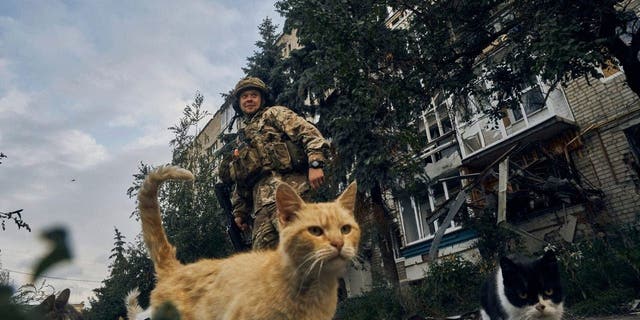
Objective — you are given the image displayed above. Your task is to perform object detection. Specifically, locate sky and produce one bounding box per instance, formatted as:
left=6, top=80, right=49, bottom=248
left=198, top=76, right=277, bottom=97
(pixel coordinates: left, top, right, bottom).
left=0, top=0, right=284, bottom=305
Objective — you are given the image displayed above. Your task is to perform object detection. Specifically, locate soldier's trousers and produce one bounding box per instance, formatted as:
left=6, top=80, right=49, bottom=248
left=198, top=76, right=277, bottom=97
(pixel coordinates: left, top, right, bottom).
left=251, top=191, right=312, bottom=250
left=251, top=202, right=279, bottom=250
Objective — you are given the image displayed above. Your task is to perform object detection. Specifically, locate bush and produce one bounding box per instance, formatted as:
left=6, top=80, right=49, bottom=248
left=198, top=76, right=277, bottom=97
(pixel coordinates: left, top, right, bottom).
left=407, top=255, right=485, bottom=318
left=334, top=286, right=405, bottom=320
left=556, top=222, right=640, bottom=316
left=334, top=221, right=640, bottom=319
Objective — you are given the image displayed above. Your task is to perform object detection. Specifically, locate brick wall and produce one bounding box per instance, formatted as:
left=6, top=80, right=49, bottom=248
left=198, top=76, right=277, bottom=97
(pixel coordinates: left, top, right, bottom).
left=562, top=71, right=640, bottom=235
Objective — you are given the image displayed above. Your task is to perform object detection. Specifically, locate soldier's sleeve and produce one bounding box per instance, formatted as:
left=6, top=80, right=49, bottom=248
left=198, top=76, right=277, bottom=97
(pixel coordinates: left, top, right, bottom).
left=269, top=106, right=330, bottom=162
left=231, top=184, right=250, bottom=219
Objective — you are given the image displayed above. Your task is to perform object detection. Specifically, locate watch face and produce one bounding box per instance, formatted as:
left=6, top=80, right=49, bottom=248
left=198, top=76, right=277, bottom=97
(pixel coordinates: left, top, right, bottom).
left=310, top=160, right=322, bottom=168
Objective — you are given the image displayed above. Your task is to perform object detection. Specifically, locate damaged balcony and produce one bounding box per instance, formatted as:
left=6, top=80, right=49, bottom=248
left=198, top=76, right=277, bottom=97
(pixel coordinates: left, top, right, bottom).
left=458, top=82, right=577, bottom=169
left=417, top=93, right=462, bottom=180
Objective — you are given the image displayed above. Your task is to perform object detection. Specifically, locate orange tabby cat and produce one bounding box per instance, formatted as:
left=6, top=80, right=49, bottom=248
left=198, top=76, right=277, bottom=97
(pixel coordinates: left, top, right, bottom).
left=135, top=165, right=360, bottom=320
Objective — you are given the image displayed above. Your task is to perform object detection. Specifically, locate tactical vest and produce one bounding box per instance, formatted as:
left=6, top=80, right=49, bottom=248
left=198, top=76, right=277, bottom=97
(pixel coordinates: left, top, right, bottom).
left=228, top=109, right=307, bottom=186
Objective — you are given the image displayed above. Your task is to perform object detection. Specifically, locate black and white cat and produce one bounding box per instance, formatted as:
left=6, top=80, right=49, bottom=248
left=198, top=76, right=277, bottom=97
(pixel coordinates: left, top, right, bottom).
left=480, top=250, right=564, bottom=320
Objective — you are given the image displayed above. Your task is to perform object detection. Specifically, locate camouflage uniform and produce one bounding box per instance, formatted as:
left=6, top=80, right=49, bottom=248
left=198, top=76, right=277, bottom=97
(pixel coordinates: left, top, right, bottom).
left=229, top=105, right=329, bottom=250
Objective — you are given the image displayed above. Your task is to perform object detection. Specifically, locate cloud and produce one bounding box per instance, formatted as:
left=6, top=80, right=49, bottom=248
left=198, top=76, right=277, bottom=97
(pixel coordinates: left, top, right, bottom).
left=50, top=130, right=109, bottom=170
left=0, top=0, right=284, bottom=304
left=0, top=88, right=30, bottom=118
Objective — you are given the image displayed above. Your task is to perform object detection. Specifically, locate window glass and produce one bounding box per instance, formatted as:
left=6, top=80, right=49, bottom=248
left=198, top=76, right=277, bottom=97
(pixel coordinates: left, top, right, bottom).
left=417, top=117, right=426, bottom=137
left=514, top=85, right=545, bottom=121
left=399, top=196, right=420, bottom=243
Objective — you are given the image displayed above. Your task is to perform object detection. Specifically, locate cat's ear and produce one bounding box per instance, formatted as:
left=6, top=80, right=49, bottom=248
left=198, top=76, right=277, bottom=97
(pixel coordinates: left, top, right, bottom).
left=337, top=181, right=357, bottom=212
left=276, top=182, right=305, bottom=226
left=499, top=256, right=519, bottom=285
left=55, top=288, right=71, bottom=309
left=499, top=256, right=517, bottom=273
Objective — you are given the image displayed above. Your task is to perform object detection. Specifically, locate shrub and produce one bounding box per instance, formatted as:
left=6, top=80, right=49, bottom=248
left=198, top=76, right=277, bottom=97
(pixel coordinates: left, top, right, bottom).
left=408, top=255, right=485, bottom=318
left=556, top=222, right=640, bottom=316
left=334, top=286, right=405, bottom=320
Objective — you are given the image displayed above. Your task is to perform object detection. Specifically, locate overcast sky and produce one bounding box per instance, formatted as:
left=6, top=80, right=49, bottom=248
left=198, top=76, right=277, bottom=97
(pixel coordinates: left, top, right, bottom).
left=0, top=0, right=284, bottom=305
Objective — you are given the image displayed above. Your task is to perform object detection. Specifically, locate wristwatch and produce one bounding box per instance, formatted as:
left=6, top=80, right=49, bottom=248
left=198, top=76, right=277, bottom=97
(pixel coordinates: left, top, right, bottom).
left=309, top=160, right=324, bottom=169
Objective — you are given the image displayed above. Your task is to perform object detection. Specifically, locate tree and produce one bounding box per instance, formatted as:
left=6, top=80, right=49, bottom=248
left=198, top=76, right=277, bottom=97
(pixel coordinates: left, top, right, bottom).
left=87, top=93, right=232, bottom=318
left=276, top=0, right=433, bottom=285
left=163, top=92, right=232, bottom=263
left=394, top=0, right=640, bottom=119
left=243, top=18, right=288, bottom=108
left=86, top=228, right=132, bottom=320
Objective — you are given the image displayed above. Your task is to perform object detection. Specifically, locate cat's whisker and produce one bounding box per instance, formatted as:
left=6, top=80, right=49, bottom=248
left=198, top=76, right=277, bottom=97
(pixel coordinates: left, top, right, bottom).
left=317, top=260, right=325, bottom=278
left=294, top=251, right=320, bottom=275
left=304, top=255, right=323, bottom=278
left=296, top=253, right=325, bottom=297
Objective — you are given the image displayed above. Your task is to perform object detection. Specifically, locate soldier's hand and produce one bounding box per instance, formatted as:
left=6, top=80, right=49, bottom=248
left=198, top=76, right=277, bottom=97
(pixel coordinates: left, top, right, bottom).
left=308, top=168, right=325, bottom=190
left=234, top=217, right=249, bottom=231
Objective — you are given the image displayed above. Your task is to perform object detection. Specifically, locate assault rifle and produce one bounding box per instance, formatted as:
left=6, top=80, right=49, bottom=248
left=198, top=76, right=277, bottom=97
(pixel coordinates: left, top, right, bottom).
left=214, top=182, right=251, bottom=252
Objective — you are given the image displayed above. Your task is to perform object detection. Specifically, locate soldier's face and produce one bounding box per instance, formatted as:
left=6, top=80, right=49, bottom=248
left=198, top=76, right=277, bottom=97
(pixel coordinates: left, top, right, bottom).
left=239, top=89, right=262, bottom=115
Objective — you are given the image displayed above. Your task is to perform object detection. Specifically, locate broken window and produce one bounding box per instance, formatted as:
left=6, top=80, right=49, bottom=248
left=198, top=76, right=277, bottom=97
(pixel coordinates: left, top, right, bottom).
left=397, top=192, right=430, bottom=244
left=396, top=177, right=462, bottom=246
left=512, top=84, right=545, bottom=121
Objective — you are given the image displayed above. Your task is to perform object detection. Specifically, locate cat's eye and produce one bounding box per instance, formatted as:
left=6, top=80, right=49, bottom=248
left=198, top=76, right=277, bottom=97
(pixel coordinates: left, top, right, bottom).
left=341, top=225, right=352, bottom=234
left=308, top=226, right=323, bottom=236
left=518, top=292, right=528, bottom=299
left=544, top=289, right=554, bottom=296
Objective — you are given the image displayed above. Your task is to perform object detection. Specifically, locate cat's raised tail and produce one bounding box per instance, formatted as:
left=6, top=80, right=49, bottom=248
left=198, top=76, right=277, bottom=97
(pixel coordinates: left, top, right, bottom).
left=125, top=288, right=143, bottom=320
left=138, top=165, right=194, bottom=274
left=125, top=288, right=152, bottom=320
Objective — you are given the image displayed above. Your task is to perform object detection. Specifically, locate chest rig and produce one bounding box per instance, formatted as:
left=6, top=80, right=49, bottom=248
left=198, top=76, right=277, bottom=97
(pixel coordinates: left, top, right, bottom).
left=228, top=108, right=307, bottom=186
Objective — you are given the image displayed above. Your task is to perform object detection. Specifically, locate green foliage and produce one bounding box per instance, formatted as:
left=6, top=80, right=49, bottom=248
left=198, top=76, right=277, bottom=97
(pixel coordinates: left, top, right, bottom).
left=464, top=209, right=522, bottom=261
left=335, top=256, right=483, bottom=319
left=556, top=222, right=640, bottom=316
left=276, top=0, right=427, bottom=192
left=87, top=93, right=232, bottom=318
left=334, top=285, right=405, bottom=320
left=86, top=229, right=132, bottom=319
left=334, top=221, right=640, bottom=318
left=396, top=0, right=640, bottom=118
left=163, top=93, right=231, bottom=263
left=11, top=281, right=55, bottom=306
left=243, top=17, right=287, bottom=108
left=408, top=256, right=484, bottom=317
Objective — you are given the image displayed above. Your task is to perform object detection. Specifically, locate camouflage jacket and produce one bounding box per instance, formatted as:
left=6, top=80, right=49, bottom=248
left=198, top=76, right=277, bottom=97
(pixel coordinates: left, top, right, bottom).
left=229, top=106, right=329, bottom=219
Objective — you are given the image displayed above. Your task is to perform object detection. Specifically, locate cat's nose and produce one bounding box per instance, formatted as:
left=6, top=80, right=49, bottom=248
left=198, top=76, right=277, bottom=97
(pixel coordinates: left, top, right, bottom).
left=535, top=303, right=545, bottom=312
left=331, top=239, right=344, bottom=251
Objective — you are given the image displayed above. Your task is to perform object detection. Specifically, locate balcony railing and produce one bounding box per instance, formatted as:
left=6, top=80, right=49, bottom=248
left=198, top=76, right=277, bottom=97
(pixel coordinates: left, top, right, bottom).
left=458, top=85, right=575, bottom=166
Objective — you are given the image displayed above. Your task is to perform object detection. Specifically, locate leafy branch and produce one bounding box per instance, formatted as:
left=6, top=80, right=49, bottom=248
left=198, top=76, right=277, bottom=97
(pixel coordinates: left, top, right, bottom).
left=0, top=209, right=31, bottom=232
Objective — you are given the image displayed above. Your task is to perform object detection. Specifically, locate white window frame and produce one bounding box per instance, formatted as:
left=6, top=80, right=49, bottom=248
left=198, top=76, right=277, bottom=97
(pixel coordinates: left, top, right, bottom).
left=397, top=179, right=462, bottom=247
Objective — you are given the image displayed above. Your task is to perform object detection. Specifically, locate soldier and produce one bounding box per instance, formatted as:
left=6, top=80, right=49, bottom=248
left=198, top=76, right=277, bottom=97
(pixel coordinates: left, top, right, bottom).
left=226, top=77, right=330, bottom=250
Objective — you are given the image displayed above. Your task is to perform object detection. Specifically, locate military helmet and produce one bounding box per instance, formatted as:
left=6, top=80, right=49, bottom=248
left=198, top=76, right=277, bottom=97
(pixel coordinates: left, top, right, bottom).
left=233, top=77, right=268, bottom=98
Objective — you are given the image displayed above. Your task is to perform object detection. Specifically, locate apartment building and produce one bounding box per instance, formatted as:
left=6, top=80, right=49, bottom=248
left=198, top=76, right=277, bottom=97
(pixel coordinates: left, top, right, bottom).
left=386, top=4, right=640, bottom=283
